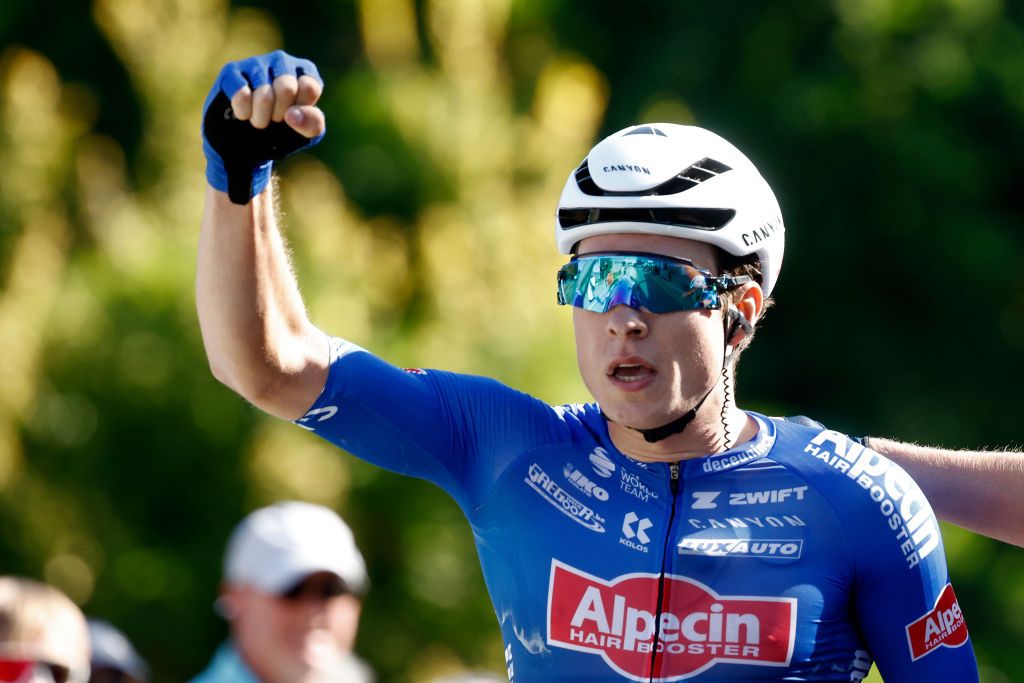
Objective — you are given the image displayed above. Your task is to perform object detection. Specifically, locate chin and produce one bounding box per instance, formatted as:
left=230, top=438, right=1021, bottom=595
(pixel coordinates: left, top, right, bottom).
left=602, top=403, right=667, bottom=431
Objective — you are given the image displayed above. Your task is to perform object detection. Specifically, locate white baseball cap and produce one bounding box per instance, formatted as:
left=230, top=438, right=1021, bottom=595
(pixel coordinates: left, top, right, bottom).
left=223, top=501, right=368, bottom=596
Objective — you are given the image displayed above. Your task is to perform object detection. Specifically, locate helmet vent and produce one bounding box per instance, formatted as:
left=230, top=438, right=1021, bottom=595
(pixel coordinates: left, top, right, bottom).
left=574, top=157, right=733, bottom=197
left=558, top=207, right=736, bottom=231
left=623, top=126, right=668, bottom=137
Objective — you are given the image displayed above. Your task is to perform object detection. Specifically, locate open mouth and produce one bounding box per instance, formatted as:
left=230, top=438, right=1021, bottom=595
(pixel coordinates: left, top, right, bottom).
left=611, top=364, right=656, bottom=382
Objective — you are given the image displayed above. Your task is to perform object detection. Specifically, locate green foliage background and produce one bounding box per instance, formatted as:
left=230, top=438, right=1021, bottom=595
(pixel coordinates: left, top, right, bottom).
left=1, top=0, right=1022, bottom=681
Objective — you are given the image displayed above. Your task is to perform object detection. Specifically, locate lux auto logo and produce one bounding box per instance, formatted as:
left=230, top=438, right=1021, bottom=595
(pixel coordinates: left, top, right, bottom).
left=547, top=560, right=796, bottom=681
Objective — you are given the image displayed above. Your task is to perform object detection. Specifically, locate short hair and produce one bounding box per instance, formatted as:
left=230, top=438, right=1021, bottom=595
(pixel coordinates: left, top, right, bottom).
left=716, top=249, right=774, bottom=366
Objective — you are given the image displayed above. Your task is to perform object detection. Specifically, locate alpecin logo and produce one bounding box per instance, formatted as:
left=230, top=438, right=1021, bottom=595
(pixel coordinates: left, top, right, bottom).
left=905, top=583, right=969, bottom=661
left=547, top=560, right=796, bottom=681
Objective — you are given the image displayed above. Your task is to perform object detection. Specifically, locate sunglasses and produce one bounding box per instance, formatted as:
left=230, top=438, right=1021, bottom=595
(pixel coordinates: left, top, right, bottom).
left=279, top=575, right=350, bottom=602
left=0, top=658, right=87, bottom=683
left=557, top=252, right=750, bottom=314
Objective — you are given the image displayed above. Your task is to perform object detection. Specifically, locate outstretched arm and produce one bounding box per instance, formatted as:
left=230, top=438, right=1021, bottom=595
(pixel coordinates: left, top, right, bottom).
left=868, top=438, right=1024, bottom=548
left=196, top=52, right=330, bottom=420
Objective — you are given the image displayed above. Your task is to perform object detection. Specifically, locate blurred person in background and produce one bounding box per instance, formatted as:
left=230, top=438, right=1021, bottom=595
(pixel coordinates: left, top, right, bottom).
left=0, top=576, right=90, bottom=683
left=190, top=501, right=372, bottom=683
left=86, top=619, right=148, bottom=683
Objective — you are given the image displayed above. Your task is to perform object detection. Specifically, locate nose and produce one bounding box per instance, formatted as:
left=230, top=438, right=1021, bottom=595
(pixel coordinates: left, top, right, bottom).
left=606, top=304, right=649, bottom=338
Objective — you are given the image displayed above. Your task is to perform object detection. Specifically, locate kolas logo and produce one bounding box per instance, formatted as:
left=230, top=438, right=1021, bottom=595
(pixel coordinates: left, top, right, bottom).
left=620, top=512, right=653, bottom=553
left=905, top=583, right=968, bottom=661
left=547, top=561, right=796, bottom=681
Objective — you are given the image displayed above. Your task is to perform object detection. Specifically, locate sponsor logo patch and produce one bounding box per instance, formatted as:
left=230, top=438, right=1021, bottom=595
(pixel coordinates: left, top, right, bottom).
left=620, top=470, right=660, bottom=502
left=729, top=486, right=807, bottom=506
left=526, top=464, right=606, bottom=532
left=565, top=463, right=609, bottom=501
left=589, top=447, right=616, bottom=478
left=295, top=405, right=338, bottom=431
left=687, top=515, right=806, bottom=531
left=620, top=512, right=653, bottom=553
left=602, top=163, right=652, bottom=175
left=678, top=538, right=803, bottom=559
left=690, top=491, right=721, bottom=510
left=700, top=430, right=774, bottom=474
left=905, top=583, right=968, bottom=661
left=691, top=488, right=808, bottom=509
left=402, top=367, right=428, bottom=375
left=803, top=431, right=939, bottom=569
left=547, top=561, right=796, bottom=681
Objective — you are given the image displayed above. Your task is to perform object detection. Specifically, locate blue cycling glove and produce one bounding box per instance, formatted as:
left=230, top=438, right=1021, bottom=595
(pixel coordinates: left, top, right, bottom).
left=202, top=50, right=325, bottom=205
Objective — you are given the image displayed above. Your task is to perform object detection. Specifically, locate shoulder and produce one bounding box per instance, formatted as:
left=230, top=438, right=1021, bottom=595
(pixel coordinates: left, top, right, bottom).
left=767, top=418, right=942, bottom=572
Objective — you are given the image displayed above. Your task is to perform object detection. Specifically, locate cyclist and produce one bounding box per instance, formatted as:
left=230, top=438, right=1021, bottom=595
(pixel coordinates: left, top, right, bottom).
left=198, top=51, right=984, bottom=681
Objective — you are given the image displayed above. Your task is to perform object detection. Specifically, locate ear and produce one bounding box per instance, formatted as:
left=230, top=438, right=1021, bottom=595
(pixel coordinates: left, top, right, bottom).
left=215, top=583, right=243, bottom=620
left=727, top=281, right=764, bottom=348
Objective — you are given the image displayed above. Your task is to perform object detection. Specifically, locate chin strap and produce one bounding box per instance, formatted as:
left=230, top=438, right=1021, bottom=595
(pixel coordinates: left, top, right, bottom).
left=634, top=383, right=717, bottom=443
left=606, top=306, right=744, bottom=444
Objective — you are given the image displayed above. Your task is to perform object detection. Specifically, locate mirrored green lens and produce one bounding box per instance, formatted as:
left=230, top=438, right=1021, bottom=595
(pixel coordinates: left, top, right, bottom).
left=557, top=253, right=720, bottom=313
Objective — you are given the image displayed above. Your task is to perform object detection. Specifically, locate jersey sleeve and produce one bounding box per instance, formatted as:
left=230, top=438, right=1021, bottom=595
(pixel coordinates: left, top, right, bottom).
left=294, top=337, right=569, bottom=511
left=808, top=430, right=980, bottom=681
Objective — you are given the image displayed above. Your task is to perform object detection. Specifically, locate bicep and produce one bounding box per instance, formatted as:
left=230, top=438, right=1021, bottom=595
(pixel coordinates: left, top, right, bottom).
left=851, top=488, right=978, bottom=680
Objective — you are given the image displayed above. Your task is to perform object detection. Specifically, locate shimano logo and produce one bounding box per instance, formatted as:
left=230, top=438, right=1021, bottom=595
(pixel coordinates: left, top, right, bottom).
left=589, top=447, right=616, bottom=478
left=602, top=164, right=651, bottom=175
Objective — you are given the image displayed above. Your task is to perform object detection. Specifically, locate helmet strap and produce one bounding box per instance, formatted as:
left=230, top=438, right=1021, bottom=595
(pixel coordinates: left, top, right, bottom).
left=605, top=310, right=737, bottom=445
left=633, top=383, right=717, bottom=443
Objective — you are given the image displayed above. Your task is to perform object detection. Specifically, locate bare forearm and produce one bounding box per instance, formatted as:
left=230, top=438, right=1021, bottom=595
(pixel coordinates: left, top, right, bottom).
left=196, top=184, right=327, bottom=419
left=870, top=437, right=1024, bottom=547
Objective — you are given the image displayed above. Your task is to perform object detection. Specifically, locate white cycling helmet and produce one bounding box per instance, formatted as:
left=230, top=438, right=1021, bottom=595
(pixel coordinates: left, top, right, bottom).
left=554, top=123, right=785, bottom=296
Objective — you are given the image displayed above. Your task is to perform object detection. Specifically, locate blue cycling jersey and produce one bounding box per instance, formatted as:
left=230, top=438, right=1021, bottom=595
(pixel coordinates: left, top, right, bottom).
left=297, top=339, right=978, bottom=682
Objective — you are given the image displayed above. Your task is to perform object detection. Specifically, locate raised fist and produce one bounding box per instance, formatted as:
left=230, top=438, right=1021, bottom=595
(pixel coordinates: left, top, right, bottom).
left=202, top=50, right=326, bottom=205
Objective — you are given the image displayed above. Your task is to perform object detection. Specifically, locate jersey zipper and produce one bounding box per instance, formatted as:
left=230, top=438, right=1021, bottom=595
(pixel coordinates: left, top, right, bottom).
left=648, top=462, right=681, bottom=681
